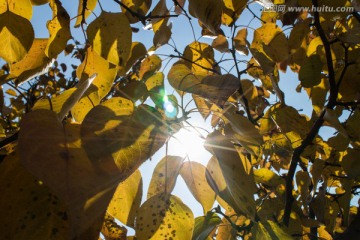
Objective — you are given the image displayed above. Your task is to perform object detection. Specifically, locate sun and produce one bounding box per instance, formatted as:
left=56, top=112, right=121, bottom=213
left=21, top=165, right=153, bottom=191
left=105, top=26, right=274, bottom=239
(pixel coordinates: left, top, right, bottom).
left=167, top=125, right=211, bottom=165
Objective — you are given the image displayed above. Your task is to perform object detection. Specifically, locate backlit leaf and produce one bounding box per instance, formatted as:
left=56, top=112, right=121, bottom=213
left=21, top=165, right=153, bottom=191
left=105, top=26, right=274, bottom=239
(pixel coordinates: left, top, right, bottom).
left=192, top=94, right=211, bottom=120
left=71, top=86, right=100, bottom=122
left=188, top=0, right=222, bottom=34
left=192, top=212, right=221, bottom=240
left=222, top=0, right=247, bottom=26
left=0, top=152, right=70, bottom=239
left=139, top=55, right=162, bottom=80
left=234, top=28, right=249, bottom=55
left=0, top=0, right=32, bottom=20
left=18, top=110, right=115, bottom=237
left=74, top=0, right=97, bottom=27
left=183, top=41, right=216, bottom=75
left=168, top=63, right=240, bottom=106
left=122, top=42, right=147, bottom=75
left=9, top=39, right=52, bottom=85
left=211, top=34, right=229, bottom=53
left=107, top=170, right=142, bottom=228
left=0, top=11, right=34, bottom=63
left=296, top=171, right=311, bottom=210
left=135, top=193, right=194, bottom=240
left=76, top=47, right=117, bottom=100
left=341, top=148, right=360, bottom=179
left=299, top=55, right=323, bottom=88
left=205, top=131, right=257, bottom=218
left=87, top=11, right=132, bottom=66
left=180, top=161, right=216, bottom=213
left=147, top=156, right=183, bottom=199
left=120, top=0, right=151, bottom=23
left=254, top=168, right=285, bottom=187
left=45, top=0, right=71, bottom=58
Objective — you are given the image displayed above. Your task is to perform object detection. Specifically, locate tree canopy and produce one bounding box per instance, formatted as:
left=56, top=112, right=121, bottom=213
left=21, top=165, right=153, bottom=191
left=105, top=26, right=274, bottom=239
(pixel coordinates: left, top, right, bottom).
left=0, top=0, right=360, bottom=239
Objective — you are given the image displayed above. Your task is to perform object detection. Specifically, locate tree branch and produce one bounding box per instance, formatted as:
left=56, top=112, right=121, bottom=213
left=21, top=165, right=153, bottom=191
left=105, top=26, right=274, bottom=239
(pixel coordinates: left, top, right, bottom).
left=283, top=0, right=338, bottom=226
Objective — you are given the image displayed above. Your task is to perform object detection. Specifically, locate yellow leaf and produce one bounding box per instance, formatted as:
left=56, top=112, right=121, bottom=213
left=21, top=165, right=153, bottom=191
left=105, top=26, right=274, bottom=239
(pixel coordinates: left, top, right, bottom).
left=234, top=28, right=249, bottom=55
left=296, top=171, right=311, bottom=211
left=345, top=109, right=360, bottom=142
left=120, top=0, right=151, bottom=23
left=192, top=94, right=211, bottom=120
left=211, top=34, right=229, bottom=53
left=9, top=39, right=52, bottom=85
left=101, top=214, right=127, bottom=240
left=183, top=41, right=216, bottom=75
left=250, top=23, right=288, bottom=74
left=180, top=161, right=216, bottom=213
left=87, top=11, right=132, bottom=66
left=147, top=156, right=183, bottom=199
left=122, top=42, right=147, bottom=75
left=5, top=88, right=17, bottom=96
left=192, top=212, right=221, bottom=240
left=0, top=0, right=32, bottom=20
left=253, top=168, right=285, bottom=187
left=188, top=0, right=222, bottom=34
left=205, top=131, right=257, bottom=218
left=168, top=63, right=239, bottom=106
left=139, top=54, right=162, bottom=80
left=0, top=152, right=70, bottom=239
left=81, top=101, right=170, bottom=175
left=145, top=72, right=164, bottom=92
left=71, top=86, right=100, bottom=122
left=76, top=47, right=117, bottom=100
left=45, top=0, right=71, bottom=58
left=18, top=110, right=117, bottom=237
left=0, top=11, right=34, bottom=63
left=222, top=0, right=247, bottom=26
left=74, top=0, right=97, bottom=27
left=107, top=170, right=142, bottom=227
left=33, top=74, right=96, bottom=120
left=135, top=193, right=194, bottom=240
left=247, top=57, right=279, bottom=91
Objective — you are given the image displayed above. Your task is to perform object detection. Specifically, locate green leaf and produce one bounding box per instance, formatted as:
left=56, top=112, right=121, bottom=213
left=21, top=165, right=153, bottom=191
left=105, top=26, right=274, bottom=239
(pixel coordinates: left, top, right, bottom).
left=87, top=11, right=132, bottom=66
left=192, top=212, right=221, bottom=240
left=180, top=161, right=216, bottom=213
left=45, top=0, right=71, bottom=58
left=107, top=170, right=142, bottom=228
left=147, top=156, right=183, bottom=199
left=135, top=193, right=194, bottom=240
left=0, top=11, right=34, bottom=63
left=74, top=0, right=97, bottom=27
left=299, top=55, right=323, bottom=88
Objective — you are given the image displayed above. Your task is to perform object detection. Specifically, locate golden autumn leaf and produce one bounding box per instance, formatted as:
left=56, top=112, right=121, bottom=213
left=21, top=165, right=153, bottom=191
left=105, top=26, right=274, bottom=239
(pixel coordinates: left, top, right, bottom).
left=135, top=193, right=194, bottom=240
left=180, top=161, right=216, bottom=213
left=147, top=155, right=183, bottom=199
left=107, top=170, right=142, bottom=227
left=8, top=39, right=52, bottom=85
left=188, top=0, right=222, bottom=34
left=0, top=11, right=34, bottom=63
left=74, top=0, right=96, bottom=27
left=120, top=0, right=151, bottom=23
left=45, top=0, right=71, bottom=58
left=0, top=0, right=32, bottom=20
left=87, top=11, right=132, bottom=66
